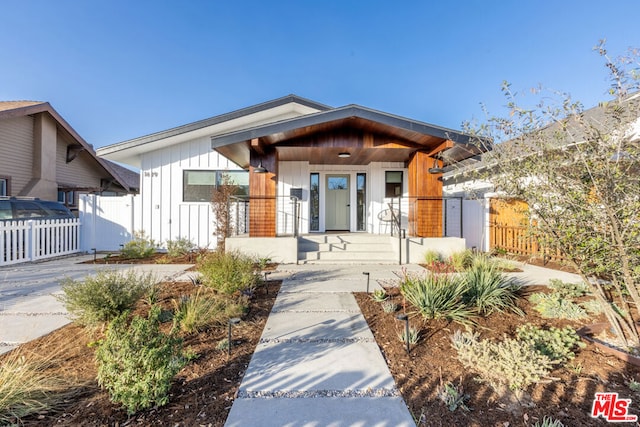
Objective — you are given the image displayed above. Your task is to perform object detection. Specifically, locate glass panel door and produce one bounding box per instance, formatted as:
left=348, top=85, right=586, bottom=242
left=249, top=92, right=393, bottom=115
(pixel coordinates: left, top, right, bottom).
left=325, top=175, right=350, bottom=230
left=357, top=173, right=366, bottom=231
left=310, top=173, right=319, bottom=231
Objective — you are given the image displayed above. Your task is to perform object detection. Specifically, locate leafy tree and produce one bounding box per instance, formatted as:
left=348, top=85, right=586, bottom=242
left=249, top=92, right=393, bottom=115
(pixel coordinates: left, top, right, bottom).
left=211, top=172, right=242, bottom=251
left=460, top=42, right=640, bottom=346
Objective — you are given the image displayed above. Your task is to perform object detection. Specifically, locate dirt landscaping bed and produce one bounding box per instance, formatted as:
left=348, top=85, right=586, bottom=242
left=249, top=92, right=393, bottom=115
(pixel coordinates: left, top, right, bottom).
left=10, top=279, right=280, bottom=426
left=355, top=286, right=640, bottom=426
left=7, top=259, right=640, bottom=426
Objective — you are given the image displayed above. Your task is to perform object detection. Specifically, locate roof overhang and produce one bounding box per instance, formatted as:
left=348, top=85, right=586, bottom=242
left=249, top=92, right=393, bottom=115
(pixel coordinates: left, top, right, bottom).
left=0, top=101, right=134, bottom=192
left=211, top=105, right=484, bottom=167
left=97, top=95, right=331, bottom=167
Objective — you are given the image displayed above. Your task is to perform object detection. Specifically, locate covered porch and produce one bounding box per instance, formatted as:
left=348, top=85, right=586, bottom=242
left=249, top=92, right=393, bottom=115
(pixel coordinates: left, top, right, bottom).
left=212, top=104, right=484, bottom=241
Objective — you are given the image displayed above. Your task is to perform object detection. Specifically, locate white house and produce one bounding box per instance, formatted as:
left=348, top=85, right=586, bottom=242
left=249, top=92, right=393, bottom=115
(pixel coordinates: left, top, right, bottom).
left=97, top=95, right=485, bottom=263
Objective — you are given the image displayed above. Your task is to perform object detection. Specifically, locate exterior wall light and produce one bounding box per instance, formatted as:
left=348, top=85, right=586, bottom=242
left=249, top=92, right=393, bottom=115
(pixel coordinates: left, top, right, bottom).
left=338, top=152, right=351, bottom=158
left=254, top=161, right=267, bottom=173
left=428, top=156, right=444, bottom=174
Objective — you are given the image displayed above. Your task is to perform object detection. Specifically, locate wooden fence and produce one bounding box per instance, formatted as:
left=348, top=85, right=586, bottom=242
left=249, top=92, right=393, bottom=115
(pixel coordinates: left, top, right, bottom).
left=489, top=223, right=565, bottom=262
left=0, top=218, right=81, bottom=266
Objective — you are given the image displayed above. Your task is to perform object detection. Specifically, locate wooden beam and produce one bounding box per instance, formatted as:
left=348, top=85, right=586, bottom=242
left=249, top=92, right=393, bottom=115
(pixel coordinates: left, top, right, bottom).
left=425, top=140, right=454, bottom=157
left=251, top=138, right=266, bottom=156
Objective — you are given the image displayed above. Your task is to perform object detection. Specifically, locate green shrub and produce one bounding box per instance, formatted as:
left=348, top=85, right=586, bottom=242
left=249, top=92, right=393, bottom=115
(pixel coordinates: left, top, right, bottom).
left=371, top=289, right=388, bottom=302
left=381, top=300, right=398, bottom=313
left=166, top=237, right=196, bottom=258
left=423, top=250, right=441, bottom=264
left=516, top=324, right=585, bottom=364
left=529, top=292, right=588, bottom=320
left=462, top=262, right=523, bottom=316
left=58, top=270, right=157, bottom=327
left=450, top=249, right=474, bottom=271
left=451, top=330, right=553, bottom=392
left=198, top=251, right=261, bottom=295
left=400, top=273, right=475, bottom=325
left=96, top=307, right=189, bottom=415
left=548, top=279, right=590, bottom=299
left=533, top=416, right=565, bottom=427
left=256, top=257, right=272, bottom=270
left=121, top=231, right=157, bottom=259
left=398, top=326, right=420, bottom=345
left=173, top=289, right=245, bottom=334
left=437, top=380, right=470, bottom=412
left=580, top=298, right=605, bottom=315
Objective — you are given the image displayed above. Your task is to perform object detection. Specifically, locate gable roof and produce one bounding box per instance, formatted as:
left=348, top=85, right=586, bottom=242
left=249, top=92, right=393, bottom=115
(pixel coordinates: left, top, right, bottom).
left=0, top=101, right=135, bottom=192
left=211, top=103, right=483, bottom=168
left=97, top=95, right=332, bottom=167
left=0, top=101, right=46, bottom=113
left=99, top=94, right=485, bottom=168
left=443, top=92, right=640, bottom=182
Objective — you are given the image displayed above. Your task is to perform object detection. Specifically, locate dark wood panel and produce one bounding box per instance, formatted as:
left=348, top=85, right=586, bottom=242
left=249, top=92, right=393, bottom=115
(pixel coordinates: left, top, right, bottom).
left=408, top=152, right=443, bottom=237
left=249, top=150, right=277, bottom=237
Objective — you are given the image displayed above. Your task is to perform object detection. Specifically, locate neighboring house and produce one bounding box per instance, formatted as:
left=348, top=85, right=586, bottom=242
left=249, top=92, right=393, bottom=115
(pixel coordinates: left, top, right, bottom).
left=0, top=101, right=137, bottom=210
left=98, top=95, right=484, bottom=262
left=442, top=92, right=640, bottom=255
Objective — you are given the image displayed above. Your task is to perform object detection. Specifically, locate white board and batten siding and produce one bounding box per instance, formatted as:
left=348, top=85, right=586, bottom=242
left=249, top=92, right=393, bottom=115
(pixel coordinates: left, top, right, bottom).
left=277, top=161, right=407, bottom=234
left=139, top=136, right=242, bottom=249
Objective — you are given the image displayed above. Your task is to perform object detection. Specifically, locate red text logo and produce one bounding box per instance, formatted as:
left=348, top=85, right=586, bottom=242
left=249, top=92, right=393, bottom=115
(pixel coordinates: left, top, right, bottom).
left=591, top=392, right=638, bottom=422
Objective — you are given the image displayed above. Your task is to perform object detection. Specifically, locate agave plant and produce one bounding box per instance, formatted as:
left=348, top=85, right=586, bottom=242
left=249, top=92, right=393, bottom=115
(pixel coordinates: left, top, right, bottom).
left=400, top=273, right=475, bottom=325
left=462, top=261, right=523, bottom=316
left=370, top=289, right=388, bottom=302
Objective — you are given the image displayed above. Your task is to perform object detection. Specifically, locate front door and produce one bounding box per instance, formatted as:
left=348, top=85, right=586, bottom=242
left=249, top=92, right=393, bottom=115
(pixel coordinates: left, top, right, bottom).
left=325, top=175, right=350, bottom=230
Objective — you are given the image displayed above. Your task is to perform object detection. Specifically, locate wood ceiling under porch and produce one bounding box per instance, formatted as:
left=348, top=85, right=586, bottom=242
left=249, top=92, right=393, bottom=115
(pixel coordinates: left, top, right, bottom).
left=211, top=104, right=485, bottom=237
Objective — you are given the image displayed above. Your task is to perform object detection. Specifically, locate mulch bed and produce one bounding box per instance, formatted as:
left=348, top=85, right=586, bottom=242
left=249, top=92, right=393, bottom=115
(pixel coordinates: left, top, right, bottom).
left=9, top=255, right=640, bottom=426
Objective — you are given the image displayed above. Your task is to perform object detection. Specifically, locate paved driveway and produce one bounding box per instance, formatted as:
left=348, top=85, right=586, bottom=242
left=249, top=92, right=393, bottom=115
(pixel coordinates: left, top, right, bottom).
left=0, top=254, right=194, bottom=354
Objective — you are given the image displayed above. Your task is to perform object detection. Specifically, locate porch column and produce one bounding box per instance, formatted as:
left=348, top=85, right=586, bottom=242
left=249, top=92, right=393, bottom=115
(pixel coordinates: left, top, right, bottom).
left=408, top=151, right=443, bottom=237
left=249, top=149, right=277, bottom=237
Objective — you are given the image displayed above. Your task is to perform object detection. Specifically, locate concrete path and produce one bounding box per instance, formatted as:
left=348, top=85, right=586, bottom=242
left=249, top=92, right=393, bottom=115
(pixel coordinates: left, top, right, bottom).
left=0, top=254, right=194, bottom=354
left=224, top=264, right=424, bottom=427
left=224, top=261, right=584, bottom=427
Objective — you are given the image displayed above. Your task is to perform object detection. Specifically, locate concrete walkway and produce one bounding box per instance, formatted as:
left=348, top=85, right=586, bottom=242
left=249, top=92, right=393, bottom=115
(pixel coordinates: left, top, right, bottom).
left=224, top=261, right=583, bottom=427
left=0, top=255, right=194, bottom=354
left=224, top=264, right=424, bottom=427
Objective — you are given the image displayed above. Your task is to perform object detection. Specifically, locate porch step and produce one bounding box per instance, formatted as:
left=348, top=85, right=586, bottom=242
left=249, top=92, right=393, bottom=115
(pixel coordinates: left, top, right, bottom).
left=297, top=234, right=397, bottom=264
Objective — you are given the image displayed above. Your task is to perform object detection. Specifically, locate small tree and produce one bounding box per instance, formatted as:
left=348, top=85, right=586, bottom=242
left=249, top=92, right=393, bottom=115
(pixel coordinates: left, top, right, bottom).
left=462, top=42, right=640, bottom=346
left=210, top=172, right=241, bottom=251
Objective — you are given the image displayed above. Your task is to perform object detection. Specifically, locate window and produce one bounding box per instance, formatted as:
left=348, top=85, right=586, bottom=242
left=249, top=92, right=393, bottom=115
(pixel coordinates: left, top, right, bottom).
left=385, top=171, right=403, bottom=197
left=310, top=173, right=319, bottom=231
left=183, top=170, right=249, bottom=202
left=58, top=190, right=76, bottom=207
left=357, top=173, right=366, bottom=231
left=0, top=177, right=9, bottom=196
left=327, top=176, right=348, bottom=190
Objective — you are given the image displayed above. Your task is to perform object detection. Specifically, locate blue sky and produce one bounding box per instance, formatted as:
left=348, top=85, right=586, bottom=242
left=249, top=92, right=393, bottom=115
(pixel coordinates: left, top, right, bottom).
left=2, top=1, right=638, bottom=149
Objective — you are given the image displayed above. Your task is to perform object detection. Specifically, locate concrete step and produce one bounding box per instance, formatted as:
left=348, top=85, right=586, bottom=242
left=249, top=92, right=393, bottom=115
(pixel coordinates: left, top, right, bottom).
left=298, top=242, right=394, bottom=253
left=298, top=258, right=399, bottom=265
left=299, top=250, right=396, bottom=262
left=299, top=234, right=392, bottom=245
left=297, top=234, right=396, bottom=264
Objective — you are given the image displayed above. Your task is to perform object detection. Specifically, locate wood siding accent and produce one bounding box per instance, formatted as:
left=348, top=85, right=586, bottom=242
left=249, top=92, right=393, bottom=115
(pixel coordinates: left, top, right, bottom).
left=0, top=116, right=34, bottom=195
left=56, top=135, right=104, bottom=190
left=408, top=152, right=442, bottom=237
left=249, top=150, right=277, bottom=237
left=275, top=129, right=425, bottom=165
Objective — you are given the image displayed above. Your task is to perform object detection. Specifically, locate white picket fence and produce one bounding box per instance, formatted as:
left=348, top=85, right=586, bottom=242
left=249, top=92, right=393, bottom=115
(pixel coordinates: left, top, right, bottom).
left=0, top=218, right=81, bottom=266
